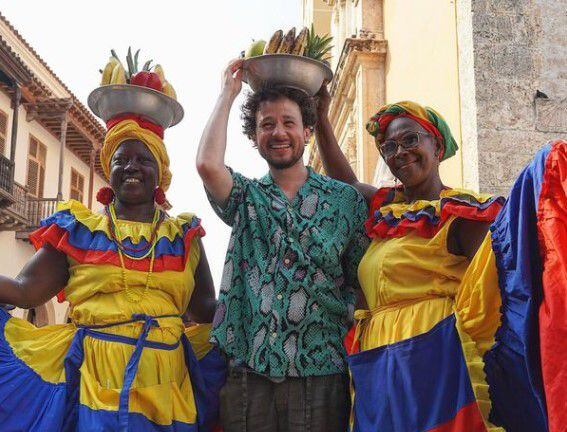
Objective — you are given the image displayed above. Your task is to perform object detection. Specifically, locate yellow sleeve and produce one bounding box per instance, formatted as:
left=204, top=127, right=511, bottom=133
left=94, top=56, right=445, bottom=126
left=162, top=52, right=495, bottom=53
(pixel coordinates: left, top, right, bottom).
left=455, top=232, right=502, bottom=356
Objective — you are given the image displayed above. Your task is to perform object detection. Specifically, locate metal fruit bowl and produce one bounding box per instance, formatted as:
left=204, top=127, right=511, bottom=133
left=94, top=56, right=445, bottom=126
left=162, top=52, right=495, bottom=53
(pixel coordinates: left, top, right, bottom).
left=88, top=84, right=184, bottom=129
left=242, top=54, right=333, bottom=96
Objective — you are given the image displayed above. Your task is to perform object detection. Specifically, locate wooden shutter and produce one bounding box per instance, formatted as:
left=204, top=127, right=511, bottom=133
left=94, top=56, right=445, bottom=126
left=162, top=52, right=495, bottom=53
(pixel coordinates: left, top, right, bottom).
left=27, top=136, right=47, bottom=198
left=0, top=110, right=7, bottom=156
left=70, top=168, right=84, bottom=203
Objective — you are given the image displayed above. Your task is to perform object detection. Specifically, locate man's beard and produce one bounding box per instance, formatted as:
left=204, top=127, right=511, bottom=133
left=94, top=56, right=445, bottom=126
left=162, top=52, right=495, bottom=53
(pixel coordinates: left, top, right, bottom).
left=260, top=143, right=305, bottom=170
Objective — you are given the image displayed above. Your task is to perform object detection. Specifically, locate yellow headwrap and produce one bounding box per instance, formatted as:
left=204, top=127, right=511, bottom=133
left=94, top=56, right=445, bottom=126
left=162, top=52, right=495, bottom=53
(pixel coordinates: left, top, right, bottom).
left=100, top=120, right=172, bottom=191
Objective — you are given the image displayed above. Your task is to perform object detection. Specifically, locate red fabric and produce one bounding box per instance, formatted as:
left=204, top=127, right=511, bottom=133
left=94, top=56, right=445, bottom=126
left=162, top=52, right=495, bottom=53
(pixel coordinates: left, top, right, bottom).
left=427, top=401, right=487, bottom=432
left=343, top=325, right=359, bottom=355
left=106, top=114, right=164, bottom=139
left=378, top=112, right=445, bottom=159
left=536, top=140, right=567, bottom=432
left=28, top=224, right=205, bottom=273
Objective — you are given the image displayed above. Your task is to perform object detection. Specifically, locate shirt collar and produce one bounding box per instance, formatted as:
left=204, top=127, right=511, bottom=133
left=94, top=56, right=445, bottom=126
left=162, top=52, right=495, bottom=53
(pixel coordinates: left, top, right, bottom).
left=259, top=166, right=318, bottom=187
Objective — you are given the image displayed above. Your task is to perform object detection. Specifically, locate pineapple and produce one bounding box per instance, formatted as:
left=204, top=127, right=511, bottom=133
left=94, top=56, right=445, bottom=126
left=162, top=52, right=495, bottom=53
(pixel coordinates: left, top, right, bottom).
left=304, top=24, right=333, bottom=65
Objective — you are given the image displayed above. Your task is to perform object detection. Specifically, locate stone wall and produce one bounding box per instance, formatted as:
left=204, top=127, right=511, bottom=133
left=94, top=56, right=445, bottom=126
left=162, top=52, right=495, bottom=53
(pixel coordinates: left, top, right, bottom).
left=471, top=0, right=567, bottom=196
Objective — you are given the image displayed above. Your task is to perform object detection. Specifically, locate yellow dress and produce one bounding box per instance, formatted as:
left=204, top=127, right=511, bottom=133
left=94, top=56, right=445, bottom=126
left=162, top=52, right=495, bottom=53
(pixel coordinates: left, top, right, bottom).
left=0, top=200, right=224, bottom=431
left=349, top=188, right=505, bottom=432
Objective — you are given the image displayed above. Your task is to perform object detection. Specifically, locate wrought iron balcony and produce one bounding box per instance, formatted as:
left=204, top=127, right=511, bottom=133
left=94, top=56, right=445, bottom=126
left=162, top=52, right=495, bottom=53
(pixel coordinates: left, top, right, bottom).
left=0, top=175, right=58, bottom=234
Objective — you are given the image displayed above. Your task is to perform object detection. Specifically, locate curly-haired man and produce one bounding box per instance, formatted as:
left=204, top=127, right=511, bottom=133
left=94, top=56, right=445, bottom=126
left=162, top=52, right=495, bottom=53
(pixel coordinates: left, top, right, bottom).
left=197, top=58, right=369, bottom=432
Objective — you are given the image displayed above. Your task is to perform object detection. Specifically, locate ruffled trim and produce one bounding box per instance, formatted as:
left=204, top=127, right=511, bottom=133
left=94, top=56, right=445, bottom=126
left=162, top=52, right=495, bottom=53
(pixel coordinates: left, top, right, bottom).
left=52, top=200, right=196, bottom=243
left=29, top=201, right=205, bottom=302
left=365, top=187, right=505, bottom=239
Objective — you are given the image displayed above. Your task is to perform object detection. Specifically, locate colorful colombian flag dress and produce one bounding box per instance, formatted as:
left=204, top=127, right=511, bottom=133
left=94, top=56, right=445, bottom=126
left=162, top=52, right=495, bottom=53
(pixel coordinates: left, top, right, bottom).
left=349, top=186, right=504, bottom=431
left=348, top=140, right=567, bottom=432
left=0, top=200, right=225, bottom=431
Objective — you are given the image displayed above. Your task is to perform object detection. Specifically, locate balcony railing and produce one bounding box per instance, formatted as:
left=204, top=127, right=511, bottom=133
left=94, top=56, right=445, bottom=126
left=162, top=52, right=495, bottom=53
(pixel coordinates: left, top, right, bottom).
left=26, top=197, right=58, bottom=229
left=9, top=182, right=28, bottom=220
left=0, top=180, right=58, bottom=233
left=0, top=155, right=14, bottom=196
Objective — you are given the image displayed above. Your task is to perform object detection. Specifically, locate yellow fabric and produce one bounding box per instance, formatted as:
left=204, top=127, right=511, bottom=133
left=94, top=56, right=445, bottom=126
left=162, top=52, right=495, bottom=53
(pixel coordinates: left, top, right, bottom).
left=4, top=204, right=209, bottom=426
left=357, top=196, right=503, bottom=431
left=101, top=119, right=172, bottom=191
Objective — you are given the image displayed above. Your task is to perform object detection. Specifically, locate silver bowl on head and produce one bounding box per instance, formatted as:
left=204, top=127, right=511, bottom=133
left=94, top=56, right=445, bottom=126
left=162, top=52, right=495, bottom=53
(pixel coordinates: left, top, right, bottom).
left=88, top=84, right=184, bottom=128
left=242, top=54, right=333, bottom=96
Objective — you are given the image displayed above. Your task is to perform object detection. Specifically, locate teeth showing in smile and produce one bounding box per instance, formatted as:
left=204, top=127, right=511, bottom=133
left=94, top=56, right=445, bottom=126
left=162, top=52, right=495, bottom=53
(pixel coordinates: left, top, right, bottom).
left=270, top=144, right=291, bottom=149
left=124, top=178, right=141, bottom=184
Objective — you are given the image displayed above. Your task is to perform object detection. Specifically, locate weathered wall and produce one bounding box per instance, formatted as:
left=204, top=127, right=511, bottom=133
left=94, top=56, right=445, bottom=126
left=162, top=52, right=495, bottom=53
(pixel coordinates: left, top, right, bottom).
left=383, top=0, right=463, bottom=189
left=471, top=0, right=567, bottom=196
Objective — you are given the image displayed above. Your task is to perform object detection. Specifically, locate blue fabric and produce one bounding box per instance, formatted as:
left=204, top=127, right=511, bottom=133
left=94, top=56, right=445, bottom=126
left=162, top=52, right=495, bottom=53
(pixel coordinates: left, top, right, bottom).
left=41, top=210, right=199, bottom=259
left=0, top=310, right=223, bottom=431
left=78, top=405, right=198, bottom=431
left=347, top=314, right=476, bottom=432
left=0, top=309, right=67, bottom=432
left=195, top=347, right=227, bottom=431
left=485, top=144, right=551, bottom=431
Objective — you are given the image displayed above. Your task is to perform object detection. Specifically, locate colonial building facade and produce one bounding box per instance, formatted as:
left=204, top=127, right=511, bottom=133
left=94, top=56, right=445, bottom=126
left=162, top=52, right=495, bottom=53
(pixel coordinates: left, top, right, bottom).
left=0, top=13, right=107, bottom=325
left=302, top=0, right=567, bottom=196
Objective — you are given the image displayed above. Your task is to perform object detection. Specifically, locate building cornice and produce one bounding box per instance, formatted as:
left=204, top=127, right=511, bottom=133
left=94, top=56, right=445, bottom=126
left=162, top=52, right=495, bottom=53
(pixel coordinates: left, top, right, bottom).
left=330, top=37, right=387, bottom=98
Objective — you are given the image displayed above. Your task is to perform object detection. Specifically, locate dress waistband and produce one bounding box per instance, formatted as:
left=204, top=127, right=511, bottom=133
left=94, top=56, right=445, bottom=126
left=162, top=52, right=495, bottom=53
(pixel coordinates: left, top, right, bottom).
left=75, top=313, right=181, bottom=329
left=351, top=295, right=450, bottom=354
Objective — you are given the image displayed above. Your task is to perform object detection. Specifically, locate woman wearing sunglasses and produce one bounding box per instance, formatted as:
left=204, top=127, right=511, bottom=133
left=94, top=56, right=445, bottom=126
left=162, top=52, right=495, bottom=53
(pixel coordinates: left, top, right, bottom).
left=315, top=87, right=511, bottom=431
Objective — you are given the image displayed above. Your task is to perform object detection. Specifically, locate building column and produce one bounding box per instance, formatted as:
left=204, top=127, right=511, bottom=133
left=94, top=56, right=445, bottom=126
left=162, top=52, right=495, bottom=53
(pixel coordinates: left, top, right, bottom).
left=88, top=148, right=96, bottom=209
left=57, top=115, right=68, bottom=201
left=9, top=83, right=21, bottom=185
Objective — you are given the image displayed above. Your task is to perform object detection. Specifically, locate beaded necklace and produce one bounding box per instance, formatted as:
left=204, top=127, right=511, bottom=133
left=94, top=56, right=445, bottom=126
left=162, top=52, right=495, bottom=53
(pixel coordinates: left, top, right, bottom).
left=106, top=203, right=162, bottom=303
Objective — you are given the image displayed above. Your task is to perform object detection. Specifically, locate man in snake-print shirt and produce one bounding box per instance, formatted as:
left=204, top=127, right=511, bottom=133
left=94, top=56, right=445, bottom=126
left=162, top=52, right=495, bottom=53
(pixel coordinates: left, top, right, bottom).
left=197, top=59, right=368, bottom=432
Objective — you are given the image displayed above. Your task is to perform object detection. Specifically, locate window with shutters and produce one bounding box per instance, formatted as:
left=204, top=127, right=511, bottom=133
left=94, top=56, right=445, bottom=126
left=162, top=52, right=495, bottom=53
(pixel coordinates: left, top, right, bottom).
left=0, top=110, right=8, bottom=156
left=26, top=136, right=47, bottom=198
left=70, top=168, right=85, bottom=203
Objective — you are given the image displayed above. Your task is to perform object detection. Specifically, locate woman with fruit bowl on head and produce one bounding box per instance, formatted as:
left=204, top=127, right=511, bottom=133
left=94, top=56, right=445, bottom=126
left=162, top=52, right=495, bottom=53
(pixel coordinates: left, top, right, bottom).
left=0, top=50, right=225, bottom=432
left=315, top=84, right=567, bottom=431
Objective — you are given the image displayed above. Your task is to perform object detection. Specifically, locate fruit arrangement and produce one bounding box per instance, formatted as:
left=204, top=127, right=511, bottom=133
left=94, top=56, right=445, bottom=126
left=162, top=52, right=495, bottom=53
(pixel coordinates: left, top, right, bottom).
left=243, top=25, right=333, bottom=65
left=99, top=48, right=177, bottom=100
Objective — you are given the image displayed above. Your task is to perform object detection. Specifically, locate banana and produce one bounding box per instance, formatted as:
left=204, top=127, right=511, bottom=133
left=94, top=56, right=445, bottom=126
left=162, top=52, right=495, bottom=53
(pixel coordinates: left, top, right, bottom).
left=264, top=30, right=283, bottom=54
left=278, top=27, right=296, bottom=53
left=154, top=65, right=166, bottom=83
left=100, top=57, right=119, bottom=85
left=110, top=63, right=126, bottom=85
left=162, top=81, right=177, bottom=100
left=291, top=27, right=309, bottom=56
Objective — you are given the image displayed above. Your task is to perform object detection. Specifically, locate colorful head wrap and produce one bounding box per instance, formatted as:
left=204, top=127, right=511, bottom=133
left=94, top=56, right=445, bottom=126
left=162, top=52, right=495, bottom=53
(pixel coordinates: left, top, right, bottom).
left=366, top=101, right=458, bottom=161
left=100, top=118, right=172, bottom=191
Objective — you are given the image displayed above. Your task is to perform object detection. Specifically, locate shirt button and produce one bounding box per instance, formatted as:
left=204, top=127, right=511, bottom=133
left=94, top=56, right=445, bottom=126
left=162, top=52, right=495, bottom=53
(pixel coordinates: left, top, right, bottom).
left=272, top=332, right=277, bottom=338
left=277, top=294, right=283, bottom=300
left=289, top=238, right=294, bottom=243
left=283, top=258, right=291, bottom=265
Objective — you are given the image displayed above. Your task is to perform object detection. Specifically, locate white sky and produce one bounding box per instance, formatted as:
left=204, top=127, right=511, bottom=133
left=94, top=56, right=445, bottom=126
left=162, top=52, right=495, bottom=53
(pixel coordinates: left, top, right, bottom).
left=1, top=0, right=302, bottom=288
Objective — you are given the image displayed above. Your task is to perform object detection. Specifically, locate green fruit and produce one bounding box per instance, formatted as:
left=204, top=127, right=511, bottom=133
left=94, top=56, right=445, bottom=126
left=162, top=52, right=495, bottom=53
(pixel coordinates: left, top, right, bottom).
left=245, top=39, right=267, bottom=58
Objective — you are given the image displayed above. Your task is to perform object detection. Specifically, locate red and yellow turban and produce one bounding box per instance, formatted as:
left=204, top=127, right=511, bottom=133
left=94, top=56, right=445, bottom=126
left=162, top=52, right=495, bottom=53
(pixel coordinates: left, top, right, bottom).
left=100, top=116, right=172, bottom=191
left=366, top=101, right=458, bottom=161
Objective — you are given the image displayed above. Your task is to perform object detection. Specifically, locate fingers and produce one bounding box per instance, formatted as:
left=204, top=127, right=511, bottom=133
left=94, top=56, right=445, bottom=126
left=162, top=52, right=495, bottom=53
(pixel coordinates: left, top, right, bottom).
left=228, top=58, right=244, bottom=75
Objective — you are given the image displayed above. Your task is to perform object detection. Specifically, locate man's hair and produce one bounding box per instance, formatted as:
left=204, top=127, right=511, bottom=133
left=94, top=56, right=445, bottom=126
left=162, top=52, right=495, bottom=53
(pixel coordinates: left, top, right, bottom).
left=241, top=86, right=317, bottom=140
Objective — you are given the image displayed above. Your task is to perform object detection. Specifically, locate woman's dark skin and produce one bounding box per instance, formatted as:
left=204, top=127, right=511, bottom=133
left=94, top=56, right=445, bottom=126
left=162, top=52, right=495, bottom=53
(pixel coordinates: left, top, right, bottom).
left=0, top=139, right=216, bottom=322
left=315, top=85, right=490, bottom=261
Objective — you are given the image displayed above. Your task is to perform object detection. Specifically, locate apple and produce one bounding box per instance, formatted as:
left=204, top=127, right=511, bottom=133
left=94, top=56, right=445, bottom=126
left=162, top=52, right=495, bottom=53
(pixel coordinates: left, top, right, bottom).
left=245, top=39, right=267, bottom=58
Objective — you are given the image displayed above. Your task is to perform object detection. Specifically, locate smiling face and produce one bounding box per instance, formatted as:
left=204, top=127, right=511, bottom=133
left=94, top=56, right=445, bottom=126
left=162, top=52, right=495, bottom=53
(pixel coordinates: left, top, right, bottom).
left=109, top=140, right=159, bottom=205
left=254, top=97, right=311, bottom=170
left=380, top=117, right=442, bottom=187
